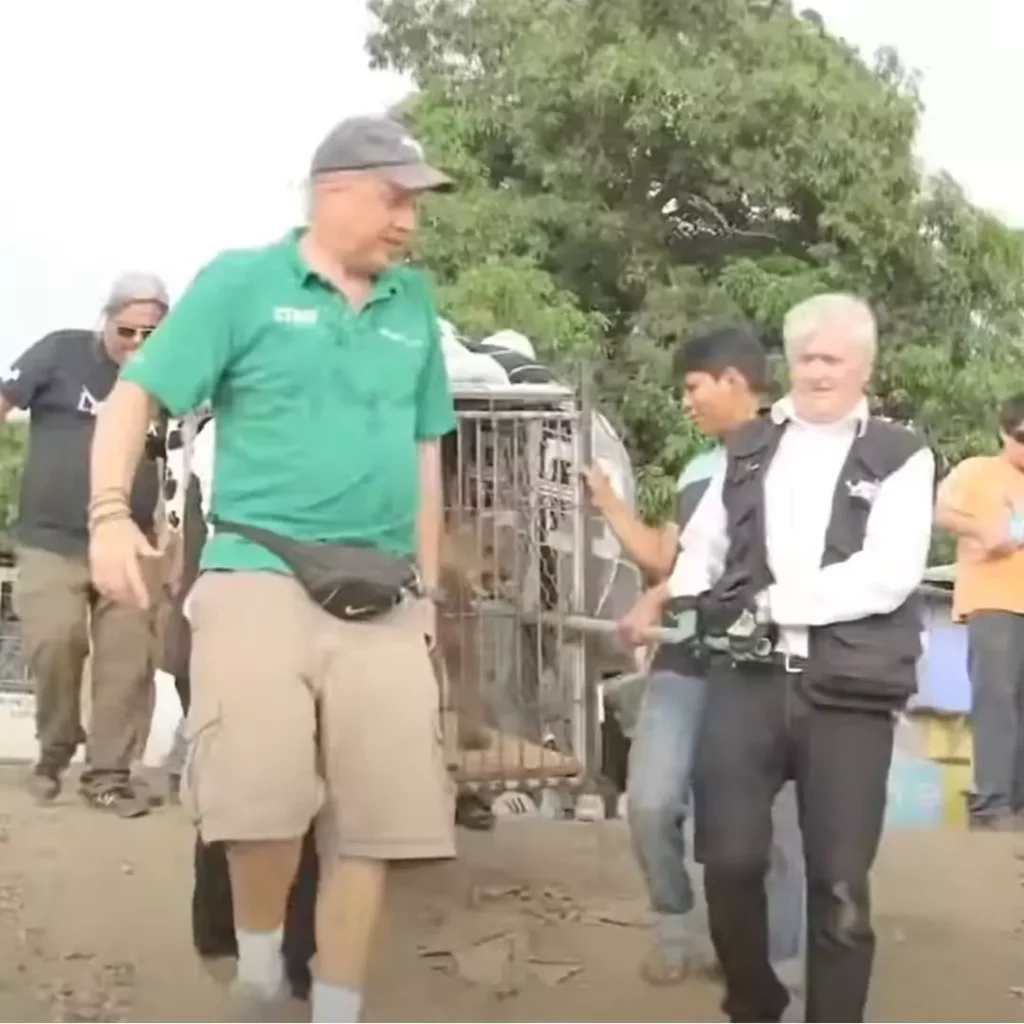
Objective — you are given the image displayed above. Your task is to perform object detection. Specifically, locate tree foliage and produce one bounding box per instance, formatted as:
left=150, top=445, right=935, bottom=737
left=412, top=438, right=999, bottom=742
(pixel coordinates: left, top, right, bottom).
left=368, top=0, right=1024, bottom=521
left=0, top=423, right=27, bottom=558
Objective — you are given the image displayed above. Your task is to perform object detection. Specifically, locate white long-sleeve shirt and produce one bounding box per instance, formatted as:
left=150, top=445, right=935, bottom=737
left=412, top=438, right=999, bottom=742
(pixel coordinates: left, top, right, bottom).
left=667, top=397, right=935, bottom=657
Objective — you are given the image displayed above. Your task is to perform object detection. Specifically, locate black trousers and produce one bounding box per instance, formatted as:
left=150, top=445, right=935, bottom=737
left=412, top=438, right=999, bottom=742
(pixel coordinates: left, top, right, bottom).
left=174, top=669, right=191, bottom=716
left=693, top=661, right=894, bottom=1023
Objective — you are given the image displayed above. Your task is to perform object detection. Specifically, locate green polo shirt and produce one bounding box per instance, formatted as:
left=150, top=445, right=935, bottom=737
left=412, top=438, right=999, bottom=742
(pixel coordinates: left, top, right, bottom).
left=120, top=230, right=456, bottom=574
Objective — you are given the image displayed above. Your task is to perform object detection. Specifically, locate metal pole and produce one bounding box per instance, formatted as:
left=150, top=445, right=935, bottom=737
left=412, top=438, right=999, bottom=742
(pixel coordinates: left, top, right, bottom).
left=577, top=362, right=603, bottom=796
left=477, top=605, right=689, bottom=644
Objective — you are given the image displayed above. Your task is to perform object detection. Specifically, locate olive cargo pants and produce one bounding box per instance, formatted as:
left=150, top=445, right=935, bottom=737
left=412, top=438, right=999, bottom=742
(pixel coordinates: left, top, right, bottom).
left=15, top=546, right=156, bottom=786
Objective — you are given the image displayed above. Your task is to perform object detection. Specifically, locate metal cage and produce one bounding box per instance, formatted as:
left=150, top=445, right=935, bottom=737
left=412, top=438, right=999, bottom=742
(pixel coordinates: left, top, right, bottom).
left=438, top=389, right=595, bottom=795
left=0, top=568, right=24, bottom=694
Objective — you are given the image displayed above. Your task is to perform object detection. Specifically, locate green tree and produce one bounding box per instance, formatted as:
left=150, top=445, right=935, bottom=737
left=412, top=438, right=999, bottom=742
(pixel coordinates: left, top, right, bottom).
left=369, top=0, right=1024, bottom=521
left=0, top=423, right=27, bottom=559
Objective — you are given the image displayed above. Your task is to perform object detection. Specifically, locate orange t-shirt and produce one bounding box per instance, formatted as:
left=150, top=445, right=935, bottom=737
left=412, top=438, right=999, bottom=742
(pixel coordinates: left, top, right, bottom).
left=940, top=455, right=1024, bottom=620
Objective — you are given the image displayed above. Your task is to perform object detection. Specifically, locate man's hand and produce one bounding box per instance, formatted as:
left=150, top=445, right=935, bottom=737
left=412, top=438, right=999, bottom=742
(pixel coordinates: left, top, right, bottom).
left=973, top=515, right=1016, bottom=559
left=618, top=585, right=668, bottom=647
left=90, top=517, right=161, bottom=608
left=966, top=495, right=1024, bottom=560
left=582, top=462, right=617, bottom=513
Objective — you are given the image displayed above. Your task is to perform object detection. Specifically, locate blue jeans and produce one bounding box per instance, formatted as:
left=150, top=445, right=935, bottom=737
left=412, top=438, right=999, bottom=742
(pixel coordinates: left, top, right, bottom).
left=626, top=671, right=806, bottom=970
left=967, top=611, right=1024, bottom=821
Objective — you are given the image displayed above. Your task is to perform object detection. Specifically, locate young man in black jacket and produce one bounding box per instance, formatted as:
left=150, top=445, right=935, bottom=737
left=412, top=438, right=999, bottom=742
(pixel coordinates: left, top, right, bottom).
left=590, top=327, right=804, bottom=994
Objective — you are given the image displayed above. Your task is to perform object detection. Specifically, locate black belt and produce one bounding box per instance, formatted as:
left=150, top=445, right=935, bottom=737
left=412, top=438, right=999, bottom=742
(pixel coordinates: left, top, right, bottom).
left=708, top=650, right=806, bottom=675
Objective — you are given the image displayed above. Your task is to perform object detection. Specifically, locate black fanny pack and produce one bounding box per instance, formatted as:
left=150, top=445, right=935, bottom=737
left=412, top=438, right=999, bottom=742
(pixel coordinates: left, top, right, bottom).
left=213, top=519, right=419, bottom=622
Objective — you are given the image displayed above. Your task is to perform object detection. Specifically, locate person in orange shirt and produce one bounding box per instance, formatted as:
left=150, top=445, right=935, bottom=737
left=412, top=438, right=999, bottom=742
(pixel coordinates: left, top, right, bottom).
left=935, top=393, right=1024, bottom=831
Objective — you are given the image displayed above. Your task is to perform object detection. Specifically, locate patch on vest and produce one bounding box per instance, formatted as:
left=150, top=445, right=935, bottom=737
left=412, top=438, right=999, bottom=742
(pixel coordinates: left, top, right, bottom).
left=845, top=477, right=881, bottom=504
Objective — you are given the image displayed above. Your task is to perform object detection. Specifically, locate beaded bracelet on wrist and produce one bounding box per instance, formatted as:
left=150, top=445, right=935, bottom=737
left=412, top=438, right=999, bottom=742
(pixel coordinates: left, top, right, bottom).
left=89, top=492, right=130, bottom=514
left=89, top=508, right=132, bottom=531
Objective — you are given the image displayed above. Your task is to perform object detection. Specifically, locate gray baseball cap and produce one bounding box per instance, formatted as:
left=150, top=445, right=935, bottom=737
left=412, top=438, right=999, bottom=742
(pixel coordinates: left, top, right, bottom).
left=103, top=271, right=170, bottom=316
left=309, top=115, right=453, bottom=192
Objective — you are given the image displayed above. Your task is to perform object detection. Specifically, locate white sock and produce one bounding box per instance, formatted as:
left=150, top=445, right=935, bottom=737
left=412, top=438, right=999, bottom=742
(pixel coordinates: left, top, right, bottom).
left=234, top=926, right=285, bottom=999
left=311, top=980, right=362, bottom=1023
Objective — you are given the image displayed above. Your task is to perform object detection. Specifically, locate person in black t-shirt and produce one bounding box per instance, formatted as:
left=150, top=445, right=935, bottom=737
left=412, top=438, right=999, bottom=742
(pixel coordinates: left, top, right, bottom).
left=0, top=272, right=168, bottom=816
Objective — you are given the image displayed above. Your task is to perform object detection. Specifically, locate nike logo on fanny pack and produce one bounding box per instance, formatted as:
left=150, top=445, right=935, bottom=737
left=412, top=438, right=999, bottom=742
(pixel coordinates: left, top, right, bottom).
left=344, top=605, right=375, bottom=618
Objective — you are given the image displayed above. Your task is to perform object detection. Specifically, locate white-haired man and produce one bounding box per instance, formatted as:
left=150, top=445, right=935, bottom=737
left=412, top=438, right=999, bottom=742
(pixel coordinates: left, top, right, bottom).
left=620, top=293, right=934, bottom=1022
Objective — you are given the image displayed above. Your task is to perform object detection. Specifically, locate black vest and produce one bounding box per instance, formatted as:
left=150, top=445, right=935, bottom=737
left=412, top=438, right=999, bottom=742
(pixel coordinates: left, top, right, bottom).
left=709, top=414, right=926, bottom=712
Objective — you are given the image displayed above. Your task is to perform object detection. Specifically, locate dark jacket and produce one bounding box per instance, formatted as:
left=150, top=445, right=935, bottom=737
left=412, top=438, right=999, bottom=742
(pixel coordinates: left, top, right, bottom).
left=706, top=414, right=927, bottom=712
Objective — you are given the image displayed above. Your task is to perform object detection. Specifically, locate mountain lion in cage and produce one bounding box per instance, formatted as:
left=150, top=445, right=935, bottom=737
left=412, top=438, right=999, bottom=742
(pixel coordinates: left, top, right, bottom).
left=437, top=509, right=518, bottom=751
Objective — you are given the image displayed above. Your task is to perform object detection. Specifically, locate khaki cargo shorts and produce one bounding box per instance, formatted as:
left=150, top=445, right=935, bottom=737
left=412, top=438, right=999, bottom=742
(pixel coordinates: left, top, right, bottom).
left=181, top=570, right=455, bottom=861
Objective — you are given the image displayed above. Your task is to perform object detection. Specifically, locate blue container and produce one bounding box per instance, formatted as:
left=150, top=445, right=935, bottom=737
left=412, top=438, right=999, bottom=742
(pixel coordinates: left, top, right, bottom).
left=884, top=750, right=945, bottom=830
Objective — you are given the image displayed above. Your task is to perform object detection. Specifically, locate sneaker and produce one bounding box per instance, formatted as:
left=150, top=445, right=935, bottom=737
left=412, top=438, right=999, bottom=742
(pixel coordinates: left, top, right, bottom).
left=454, top=792, right=495, bottom=831
left=130, top=775, right=165, bottom=809
left=969, top=812, right=1022, bottom=832
left=693, top=956, right=725, bottom=984
left=639, top=945, right=691, bottom=986
left=230, top=979, right=295, bottom=1022
left=198, top=955, right=237, bottom=987
left=780, top=988, right=806, bottom=1023
left=27, top=766, right=61, bottom=803
left=774, top=958, right=805, bottom=1022
left=80, top=782, right=151, bottom=818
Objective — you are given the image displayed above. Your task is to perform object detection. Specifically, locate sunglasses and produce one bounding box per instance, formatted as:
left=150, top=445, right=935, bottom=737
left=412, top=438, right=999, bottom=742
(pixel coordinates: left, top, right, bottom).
left=114, top=324, right=157, bottom=341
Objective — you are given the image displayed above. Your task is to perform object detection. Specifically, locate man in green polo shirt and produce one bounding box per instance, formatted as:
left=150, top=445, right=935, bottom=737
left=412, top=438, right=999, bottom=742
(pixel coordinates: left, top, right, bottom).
left=89, top=115, right=456, bottom=1023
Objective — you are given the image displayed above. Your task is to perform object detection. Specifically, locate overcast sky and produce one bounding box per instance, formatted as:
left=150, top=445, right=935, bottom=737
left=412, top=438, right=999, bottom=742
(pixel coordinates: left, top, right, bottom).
left=0, top=0, right=1020, bottom=358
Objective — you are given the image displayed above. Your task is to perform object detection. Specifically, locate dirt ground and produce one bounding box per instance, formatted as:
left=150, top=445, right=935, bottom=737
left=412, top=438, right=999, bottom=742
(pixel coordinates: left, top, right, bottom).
left=0, top=766, right=1020, bottom=1023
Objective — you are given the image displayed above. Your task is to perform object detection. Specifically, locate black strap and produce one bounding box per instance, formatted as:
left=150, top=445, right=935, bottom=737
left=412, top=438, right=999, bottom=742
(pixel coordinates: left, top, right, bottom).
left=214, top=518, right=296, bottom=553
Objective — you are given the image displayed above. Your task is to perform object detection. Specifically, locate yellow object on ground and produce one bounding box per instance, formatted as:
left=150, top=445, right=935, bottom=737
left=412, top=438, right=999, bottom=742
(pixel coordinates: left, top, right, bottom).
left=913, top=713, right=973, bottom=827
left=942, top=761, right=972, bottom=828
left=922, top=714, right=973, bottom=765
